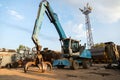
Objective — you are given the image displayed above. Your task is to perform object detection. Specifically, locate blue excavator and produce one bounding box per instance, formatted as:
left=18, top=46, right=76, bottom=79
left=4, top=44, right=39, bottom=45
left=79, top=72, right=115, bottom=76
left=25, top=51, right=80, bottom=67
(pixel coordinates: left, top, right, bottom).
left=24, top=0, right=91, bottom=72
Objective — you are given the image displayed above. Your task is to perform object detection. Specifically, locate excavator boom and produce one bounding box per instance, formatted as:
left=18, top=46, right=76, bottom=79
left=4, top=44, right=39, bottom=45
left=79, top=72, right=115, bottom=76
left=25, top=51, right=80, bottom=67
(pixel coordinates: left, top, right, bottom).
left=32, top=0, right=67, bottom=50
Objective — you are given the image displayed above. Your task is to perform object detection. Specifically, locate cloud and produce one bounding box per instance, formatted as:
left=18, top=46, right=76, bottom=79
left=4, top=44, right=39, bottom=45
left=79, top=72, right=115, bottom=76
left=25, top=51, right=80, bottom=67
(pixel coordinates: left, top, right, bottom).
left=72, top=23, right=86, bottom=38
left=64, top=21, right=86, bottom=39
left=57, top=0, right=120, bottom=23
left=95, top=6, right=120, bottom=23
left=64, top=0, right=80, bottom=6
left=94, top=0, right=120, bottom=23
left=8, top=9, right=24, bottom=20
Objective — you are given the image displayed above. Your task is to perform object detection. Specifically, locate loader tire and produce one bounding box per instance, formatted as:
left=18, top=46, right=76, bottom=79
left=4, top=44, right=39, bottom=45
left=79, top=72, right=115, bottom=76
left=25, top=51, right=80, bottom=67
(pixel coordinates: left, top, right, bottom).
left=71, top=60, right=79, bottom=70
left=82, top=60, right=90, bottom=69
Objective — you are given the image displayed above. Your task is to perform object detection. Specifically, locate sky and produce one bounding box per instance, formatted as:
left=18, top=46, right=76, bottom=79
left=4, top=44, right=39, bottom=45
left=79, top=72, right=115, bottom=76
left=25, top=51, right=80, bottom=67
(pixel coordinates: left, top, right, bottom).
left=0, top=0, right=120, bottom=51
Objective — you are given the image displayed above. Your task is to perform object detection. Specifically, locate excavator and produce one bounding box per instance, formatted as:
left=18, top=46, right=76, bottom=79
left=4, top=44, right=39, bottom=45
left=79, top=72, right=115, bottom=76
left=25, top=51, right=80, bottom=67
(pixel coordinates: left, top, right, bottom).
left=24, top=0, right=91, bottom=73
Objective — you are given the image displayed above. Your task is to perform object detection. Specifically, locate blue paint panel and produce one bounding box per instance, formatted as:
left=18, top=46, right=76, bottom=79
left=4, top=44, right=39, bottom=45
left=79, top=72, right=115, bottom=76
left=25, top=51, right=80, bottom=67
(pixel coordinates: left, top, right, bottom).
left=53, top=59, right=71, bottom=66
left=80, top=49, right=91, bottom=59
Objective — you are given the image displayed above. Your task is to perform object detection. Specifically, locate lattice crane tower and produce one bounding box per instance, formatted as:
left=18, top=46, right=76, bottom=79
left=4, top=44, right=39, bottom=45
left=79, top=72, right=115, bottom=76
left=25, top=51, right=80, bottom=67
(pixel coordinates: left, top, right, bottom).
left=79, top=3, right=94, bottom=49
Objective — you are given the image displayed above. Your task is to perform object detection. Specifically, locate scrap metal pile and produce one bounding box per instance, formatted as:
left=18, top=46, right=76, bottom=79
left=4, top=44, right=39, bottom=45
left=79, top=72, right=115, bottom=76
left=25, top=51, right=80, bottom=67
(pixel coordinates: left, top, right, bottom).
left=90, top=42, right=120, bottom=69
left=41, top=48, right=61, bottom=63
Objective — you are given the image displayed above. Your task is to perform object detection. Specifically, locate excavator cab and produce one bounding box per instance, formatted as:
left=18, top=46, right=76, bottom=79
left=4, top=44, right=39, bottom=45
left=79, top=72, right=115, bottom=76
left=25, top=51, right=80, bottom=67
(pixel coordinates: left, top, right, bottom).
left=61, top=38, right=80, bottom=56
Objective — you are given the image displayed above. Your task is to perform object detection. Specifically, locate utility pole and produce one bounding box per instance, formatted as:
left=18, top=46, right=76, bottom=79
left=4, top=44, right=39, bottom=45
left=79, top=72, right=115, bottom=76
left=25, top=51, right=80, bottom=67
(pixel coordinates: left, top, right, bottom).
left=79, top=3, right=94, bottom=49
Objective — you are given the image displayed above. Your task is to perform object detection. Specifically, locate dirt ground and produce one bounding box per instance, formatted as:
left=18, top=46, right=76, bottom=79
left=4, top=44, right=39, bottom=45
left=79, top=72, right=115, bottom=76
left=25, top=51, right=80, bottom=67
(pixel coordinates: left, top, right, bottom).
left=0, top=64, right=120, bottom=80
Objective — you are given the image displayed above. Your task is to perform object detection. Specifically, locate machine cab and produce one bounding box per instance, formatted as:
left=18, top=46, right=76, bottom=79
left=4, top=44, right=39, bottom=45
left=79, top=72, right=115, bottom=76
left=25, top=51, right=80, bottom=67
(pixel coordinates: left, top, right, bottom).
left=61, top=38, right=80, bottom=56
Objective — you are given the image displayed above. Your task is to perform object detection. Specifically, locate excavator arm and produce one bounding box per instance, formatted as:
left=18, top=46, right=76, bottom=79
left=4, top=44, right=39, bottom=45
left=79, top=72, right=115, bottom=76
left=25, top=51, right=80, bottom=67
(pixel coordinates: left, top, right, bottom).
left=32, top=0, right=47, bottom=51
left=32, top=0, right=66, bottom=51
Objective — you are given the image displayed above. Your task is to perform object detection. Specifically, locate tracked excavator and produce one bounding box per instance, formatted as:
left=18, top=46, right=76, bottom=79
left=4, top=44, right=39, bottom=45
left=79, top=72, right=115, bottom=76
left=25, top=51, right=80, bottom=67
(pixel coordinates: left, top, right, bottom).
left=24, top=0, right=91, bottom=73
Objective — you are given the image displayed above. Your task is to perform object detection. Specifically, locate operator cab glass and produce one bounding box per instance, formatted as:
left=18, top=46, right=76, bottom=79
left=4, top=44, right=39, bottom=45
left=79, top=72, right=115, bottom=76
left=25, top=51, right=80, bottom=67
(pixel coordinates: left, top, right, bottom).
left=61, top=38, right=80, bottom=54
left=71, top=40, right=79, bottom=53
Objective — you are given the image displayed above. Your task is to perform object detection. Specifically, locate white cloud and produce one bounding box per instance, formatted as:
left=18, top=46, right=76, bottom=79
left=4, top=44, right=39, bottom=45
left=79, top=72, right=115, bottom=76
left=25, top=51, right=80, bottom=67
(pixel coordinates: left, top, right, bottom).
left=8, top=9, right=24, bottom=20
left=95, top=4, right=120, bottom=23
left=65, top=0, right=80, bottom=6
left=57, top=0, right=120, bottom=23
left=72, top=23, right=86, bottom=38
left=98, top=2, right=119, bottom=23
left=64, top=21, right=86, bottom=39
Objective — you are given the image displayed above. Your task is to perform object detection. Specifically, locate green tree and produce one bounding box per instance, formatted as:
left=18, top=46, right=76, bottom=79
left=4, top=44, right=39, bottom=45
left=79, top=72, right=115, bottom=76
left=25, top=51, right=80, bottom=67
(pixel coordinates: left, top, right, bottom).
left=93, top=42, right=105, bottom=48
left=17, top=45, right=30, bottom=52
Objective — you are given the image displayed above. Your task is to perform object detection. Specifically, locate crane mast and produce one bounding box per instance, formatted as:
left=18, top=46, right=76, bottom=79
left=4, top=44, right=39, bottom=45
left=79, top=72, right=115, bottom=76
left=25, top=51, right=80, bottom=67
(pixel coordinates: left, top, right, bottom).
left=79, top=3, right=94, bottom=49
